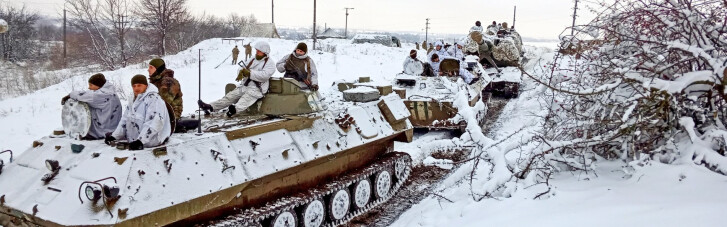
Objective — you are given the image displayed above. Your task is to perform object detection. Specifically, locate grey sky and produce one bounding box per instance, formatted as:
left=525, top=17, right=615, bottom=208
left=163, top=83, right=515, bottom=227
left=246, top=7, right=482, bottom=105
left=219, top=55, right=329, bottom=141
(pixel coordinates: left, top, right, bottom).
left=7, top=0, right=597, bottom=40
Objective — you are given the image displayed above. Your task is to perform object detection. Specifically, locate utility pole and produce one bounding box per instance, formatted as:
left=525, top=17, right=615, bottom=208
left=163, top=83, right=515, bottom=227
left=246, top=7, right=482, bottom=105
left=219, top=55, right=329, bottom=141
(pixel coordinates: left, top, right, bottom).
left=571, top=0, right=579, bottom=36
left=512, top=6, right=516, bottom=28
left=344, top=7, right=354, bottom=38
left=271, top=0, right=274, bottom=24
left=425, top=18, right=430, bottom=43
left=116, top=14, right=130, bottom=67
left=313, top=0, right=317, bottom=50
left=63, top=8, right=67, bottom=67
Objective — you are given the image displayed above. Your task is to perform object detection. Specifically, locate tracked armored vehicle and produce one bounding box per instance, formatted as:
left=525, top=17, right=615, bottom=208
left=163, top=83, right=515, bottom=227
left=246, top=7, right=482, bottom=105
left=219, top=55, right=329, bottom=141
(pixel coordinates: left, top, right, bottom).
left=466, top=26, right=523, bottom=98
left=387, top=55, right=490, bottom=131
left=0, top=77, right=414, bottom=227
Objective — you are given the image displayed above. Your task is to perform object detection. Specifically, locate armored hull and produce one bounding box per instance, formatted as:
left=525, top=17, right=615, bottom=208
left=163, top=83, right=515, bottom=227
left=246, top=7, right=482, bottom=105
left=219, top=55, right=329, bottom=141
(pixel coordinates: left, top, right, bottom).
left=393, top=55, right=490, bottom=131
left=0, top=79, right=414, bottom=227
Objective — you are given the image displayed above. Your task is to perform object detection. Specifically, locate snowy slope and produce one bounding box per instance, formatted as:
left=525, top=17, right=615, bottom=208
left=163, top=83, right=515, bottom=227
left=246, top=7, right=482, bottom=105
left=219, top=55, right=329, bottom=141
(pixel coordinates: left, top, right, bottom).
left=0, top=38, right=418, bottom=156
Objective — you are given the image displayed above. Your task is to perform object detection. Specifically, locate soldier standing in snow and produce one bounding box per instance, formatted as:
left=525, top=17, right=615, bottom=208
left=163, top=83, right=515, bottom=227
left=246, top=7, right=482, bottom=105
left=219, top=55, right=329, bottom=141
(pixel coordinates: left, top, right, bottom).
left=422, top=40, right=428, bottom=51
left=232, top=45, right=240, bottom=65
left=427, top=43, right=434, bottom=54
left=415, top=42, right=420, bottom=50
left=61, top=73, right=122, bottom=140
left=276, top=42, right=319, bottom=91
left=402, top=49, right=424, bottom=75
left=198, top=41, right=276, bottom=117
left=244, top=43, right=252, bottom=61
left=105, top=75, right=171, bottom=150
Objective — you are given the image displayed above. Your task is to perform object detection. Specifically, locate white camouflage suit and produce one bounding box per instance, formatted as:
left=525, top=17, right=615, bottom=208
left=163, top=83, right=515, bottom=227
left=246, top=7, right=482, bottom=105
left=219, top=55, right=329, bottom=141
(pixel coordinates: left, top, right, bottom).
left=69, top=82, right=122, bottom=139
left=112, top=84, right=171, bottom=147
left=402, top=55, right=424, bottom=75
left=210, top=41, right=276, bottom=111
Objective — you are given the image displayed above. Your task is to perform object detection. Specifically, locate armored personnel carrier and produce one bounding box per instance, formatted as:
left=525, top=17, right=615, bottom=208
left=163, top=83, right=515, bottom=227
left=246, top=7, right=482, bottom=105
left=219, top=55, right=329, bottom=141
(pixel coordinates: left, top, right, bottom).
left=0, top=77, right=414, bottom=227
left=465, top=25, right=523, bottom=98
left=387, top=55, right=490, bottom=131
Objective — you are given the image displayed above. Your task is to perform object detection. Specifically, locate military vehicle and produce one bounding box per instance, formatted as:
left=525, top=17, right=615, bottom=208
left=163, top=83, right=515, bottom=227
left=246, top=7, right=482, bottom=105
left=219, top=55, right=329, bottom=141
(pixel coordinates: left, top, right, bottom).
left=385, top=55, right=490, bottom=131
left=0, top=77, right=414, bottom=227
left=465, top=24, right=523, bottom=98
left=352, top=34, right=401, bottom=48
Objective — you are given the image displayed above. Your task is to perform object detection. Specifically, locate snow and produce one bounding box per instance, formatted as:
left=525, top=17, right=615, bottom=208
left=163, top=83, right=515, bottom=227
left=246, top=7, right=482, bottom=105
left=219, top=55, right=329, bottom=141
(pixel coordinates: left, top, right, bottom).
left=393, top=161, right=727, bottom=227
left=343, top=86, right=378, bottom=94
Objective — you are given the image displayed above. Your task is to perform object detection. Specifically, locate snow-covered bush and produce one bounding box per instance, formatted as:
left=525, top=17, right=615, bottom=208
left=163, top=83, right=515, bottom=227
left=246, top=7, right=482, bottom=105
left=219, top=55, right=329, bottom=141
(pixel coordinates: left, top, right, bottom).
left=535, top=0, right=727, bottom=173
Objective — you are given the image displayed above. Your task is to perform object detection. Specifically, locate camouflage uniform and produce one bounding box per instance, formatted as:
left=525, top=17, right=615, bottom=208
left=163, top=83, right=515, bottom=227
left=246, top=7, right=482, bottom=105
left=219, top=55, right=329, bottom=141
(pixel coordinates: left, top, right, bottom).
left=232, top=46, right=240, bottom=64
left=150, top=69, right=183, bottom=119
left=244, top=43, right=252, bottom=61
left=415, top=42, right=419, bottom=50
left=422, top=41, right=428, bottom=50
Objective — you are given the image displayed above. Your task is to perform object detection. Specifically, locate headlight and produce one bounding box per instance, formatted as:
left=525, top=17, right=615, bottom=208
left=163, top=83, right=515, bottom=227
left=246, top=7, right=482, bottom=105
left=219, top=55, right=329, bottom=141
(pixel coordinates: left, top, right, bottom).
left=103, top=184, right=120, bottom=198
left=85, top=185, right=102, bottom=201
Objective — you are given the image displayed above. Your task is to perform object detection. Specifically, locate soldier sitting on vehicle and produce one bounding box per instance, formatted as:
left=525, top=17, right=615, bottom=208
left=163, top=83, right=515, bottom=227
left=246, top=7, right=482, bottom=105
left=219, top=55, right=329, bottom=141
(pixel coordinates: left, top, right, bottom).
left=105, top=75, right=172, bottom=150
left=147, top=58, right=197, bottom=132
left=198, top=41, right=276, bottom=117
left=402, top=49, right=424, bottom=76
left=430, top=53, right=442, bottom=76
left=61, top=73, right=122, bottom=140
left=276, top=42, right=319, bottom=91
left=427, top=41, right=449, bottom=61
left=497, top=22, right=511, bottom=37
left=470, top=21, right=484, bottom=33
left=447, top=43, right=465, bottom=60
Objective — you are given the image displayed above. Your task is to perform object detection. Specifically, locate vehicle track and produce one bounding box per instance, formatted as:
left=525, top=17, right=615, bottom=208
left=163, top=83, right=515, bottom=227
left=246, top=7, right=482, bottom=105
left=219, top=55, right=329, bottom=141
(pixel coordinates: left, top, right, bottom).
left=346, top=97, right=510, bottom=226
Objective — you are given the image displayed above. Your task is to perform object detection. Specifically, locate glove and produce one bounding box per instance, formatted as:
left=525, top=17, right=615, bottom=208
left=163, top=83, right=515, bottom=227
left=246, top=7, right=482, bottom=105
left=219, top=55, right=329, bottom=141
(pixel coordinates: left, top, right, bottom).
left=61, top=95, right=71, bottom=105
left=104, top=135, right=116, bottom=145
left=236, top=69, right=251, bottom=82
left=310, top=84, right=319, bottom=91
left=129, top=140, right=144, bottom=150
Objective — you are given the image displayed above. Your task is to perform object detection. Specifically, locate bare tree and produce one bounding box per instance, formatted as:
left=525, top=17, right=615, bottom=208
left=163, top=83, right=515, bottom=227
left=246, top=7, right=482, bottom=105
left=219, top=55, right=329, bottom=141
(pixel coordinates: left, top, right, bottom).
left=0, top=5, right=40, bottom=62
left=135, top=0, right=189, bottom=56
left=68, top=0, right=136, bottom=69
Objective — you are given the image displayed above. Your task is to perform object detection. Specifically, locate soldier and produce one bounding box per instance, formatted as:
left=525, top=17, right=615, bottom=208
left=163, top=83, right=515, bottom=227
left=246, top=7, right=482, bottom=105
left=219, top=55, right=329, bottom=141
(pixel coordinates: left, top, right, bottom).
left=198, top=41, right=276, bottom=117
left=147, top=58, right=182, bottom=119
left=448, top=43, right=465, bottom=60
left=402, top=49, right=423, bottom=75
left=428, top=43, right=434, bottom=54
left=232, top=45, right=240, bottom=65
left=415, top=42, right=420, bottom=50
left=498, top=22, right=511, bottom=36
left=428, top=41, right=449, bottom=60
left=276, top=42, right=319, bottom=91
left=470, top=21, right=484, bottom=33
left=244, top=43, right=252, bottom=61
left=430, top=53, right=442, bottom=76
left=61, top=73, right=122, bottom=140
left=422, top=40, right=428, bottom=51
left=105, top=75, right=172, bottom=150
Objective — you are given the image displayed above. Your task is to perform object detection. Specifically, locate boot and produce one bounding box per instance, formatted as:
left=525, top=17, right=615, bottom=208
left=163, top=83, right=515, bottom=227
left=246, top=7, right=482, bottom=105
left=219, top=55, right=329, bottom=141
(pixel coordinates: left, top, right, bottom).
left=226, top=105, right=237, bottom=117
left=197, top=100, right=213, bottom=116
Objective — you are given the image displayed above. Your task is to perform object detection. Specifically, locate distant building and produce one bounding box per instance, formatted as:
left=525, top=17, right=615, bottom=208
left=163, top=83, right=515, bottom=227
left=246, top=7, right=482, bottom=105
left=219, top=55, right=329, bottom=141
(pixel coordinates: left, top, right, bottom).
left=317, top=28, right=345, bottom=39
left=240, top=23, right=280, bottom=38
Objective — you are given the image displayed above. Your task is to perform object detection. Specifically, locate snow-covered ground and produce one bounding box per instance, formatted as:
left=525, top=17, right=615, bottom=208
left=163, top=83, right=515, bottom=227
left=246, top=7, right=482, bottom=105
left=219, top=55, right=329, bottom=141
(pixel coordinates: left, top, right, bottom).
left=390, top=51, right=727, bottom=226
left=1, top=37, right=725, bottom=226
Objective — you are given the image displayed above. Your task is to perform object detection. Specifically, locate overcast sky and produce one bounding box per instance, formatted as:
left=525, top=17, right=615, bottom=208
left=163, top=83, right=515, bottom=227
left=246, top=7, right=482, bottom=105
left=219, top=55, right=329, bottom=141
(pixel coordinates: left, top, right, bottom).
left=7, top=0, right=599, bottom=40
